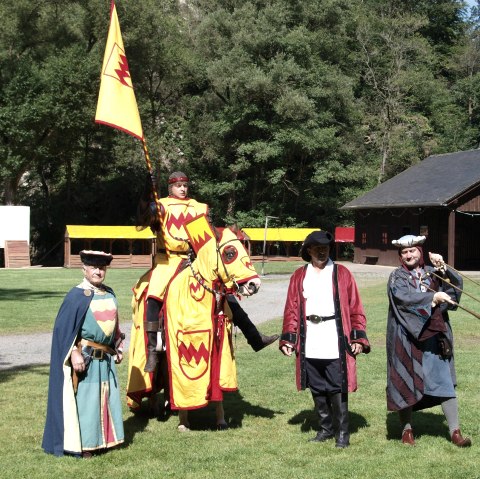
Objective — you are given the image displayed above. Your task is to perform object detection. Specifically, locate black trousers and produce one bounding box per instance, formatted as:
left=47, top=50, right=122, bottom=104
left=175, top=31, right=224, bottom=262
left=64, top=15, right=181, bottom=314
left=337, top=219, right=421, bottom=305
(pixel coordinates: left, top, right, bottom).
left=305, top=358, right=342, bottom=395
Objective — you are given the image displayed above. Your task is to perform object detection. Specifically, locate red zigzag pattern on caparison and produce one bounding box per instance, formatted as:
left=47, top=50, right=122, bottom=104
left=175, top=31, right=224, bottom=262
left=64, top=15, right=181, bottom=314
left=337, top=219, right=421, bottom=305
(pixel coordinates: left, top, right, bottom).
left=189, top=281, right=202, bottom=294
left=178, top=342, right=209, bottom=365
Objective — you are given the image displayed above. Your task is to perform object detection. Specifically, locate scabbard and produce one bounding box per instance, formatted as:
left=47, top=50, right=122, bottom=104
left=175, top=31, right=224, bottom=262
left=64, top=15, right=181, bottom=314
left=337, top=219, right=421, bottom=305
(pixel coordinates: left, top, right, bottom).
left=72, top=369, right=79, bottom=393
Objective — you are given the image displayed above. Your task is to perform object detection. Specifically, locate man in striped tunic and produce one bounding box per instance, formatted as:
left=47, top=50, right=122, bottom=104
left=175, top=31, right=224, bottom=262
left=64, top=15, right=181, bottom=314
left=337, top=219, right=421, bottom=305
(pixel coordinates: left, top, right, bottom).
left=386, top=234, right=471, bottom=447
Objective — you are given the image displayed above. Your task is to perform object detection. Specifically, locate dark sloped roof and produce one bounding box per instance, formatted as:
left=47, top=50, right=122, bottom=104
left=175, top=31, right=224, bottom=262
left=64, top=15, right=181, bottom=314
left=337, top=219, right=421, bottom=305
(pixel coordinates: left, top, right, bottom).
left=342, top=149, right=480, bottom=209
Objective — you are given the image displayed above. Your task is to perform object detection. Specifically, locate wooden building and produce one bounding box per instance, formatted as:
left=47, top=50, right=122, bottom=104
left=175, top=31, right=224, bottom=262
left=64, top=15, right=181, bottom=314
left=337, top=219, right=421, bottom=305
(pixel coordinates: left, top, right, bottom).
left=341, top=150, right=480, bottom=269
left=4, top=240, right=30, bottom=268
left=64, top=225, right=155, bottom=268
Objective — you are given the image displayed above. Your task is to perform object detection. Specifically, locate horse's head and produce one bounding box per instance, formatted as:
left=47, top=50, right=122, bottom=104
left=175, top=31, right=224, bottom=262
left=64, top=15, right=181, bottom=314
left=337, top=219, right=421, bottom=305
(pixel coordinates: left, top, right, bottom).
left=216, top=227, right=261, bottom=296
left=184, top=214, right=261, bottom=296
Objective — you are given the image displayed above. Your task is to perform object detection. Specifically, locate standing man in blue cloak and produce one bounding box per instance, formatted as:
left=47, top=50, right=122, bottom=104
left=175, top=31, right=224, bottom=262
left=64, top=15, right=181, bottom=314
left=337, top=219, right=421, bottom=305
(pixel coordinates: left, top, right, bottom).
left=42, top=250, right=125, bottom=458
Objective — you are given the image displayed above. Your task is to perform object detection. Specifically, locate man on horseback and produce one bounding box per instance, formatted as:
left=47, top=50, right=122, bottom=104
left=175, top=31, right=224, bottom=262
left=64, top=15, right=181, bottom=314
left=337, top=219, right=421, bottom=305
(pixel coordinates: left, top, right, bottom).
left=137, top=172, right=209, bottom=372
left=126, top=171, right=278, bottom=411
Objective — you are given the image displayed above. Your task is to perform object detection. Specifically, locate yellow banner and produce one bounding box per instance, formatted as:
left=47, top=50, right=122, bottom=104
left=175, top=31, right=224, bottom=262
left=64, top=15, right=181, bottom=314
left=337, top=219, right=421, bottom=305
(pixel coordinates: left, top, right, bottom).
left=95, top=1, right=143, bottom=140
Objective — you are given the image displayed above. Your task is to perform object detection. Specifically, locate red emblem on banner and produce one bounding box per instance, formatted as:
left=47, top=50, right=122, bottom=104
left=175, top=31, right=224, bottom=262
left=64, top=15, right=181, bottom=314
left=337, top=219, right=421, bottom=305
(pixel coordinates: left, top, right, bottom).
left=104, top=44, right=133, bottom=88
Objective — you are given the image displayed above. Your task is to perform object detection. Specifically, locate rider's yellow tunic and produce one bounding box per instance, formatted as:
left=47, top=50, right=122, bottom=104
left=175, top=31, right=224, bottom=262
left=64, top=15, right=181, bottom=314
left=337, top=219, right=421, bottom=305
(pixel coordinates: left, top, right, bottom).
left=148, top=196, right=209, bottom=301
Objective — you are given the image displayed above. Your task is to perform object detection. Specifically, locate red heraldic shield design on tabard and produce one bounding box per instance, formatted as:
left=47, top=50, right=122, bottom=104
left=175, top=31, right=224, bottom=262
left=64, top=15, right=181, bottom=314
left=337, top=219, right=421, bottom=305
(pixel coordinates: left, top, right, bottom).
left=184, top=214, right=214, bottom=255
left=177, top=329, right=211, bottom=380
left=188, top=275, right=205, bottom=302
left=165, top=208, right=196, bottom=237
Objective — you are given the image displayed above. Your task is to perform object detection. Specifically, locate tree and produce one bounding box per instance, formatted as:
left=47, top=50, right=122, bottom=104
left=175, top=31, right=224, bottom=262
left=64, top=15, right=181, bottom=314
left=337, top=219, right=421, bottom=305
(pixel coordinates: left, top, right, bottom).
left=1, top=0, right=479, bottom=263
left=179, top=0, right=365, bottom=229
left=0, top=1, right=145, bottom=261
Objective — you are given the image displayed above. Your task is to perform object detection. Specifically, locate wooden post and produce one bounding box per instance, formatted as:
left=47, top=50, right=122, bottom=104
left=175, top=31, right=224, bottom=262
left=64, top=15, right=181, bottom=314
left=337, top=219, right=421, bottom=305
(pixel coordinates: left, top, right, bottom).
left=64, top=233, right=70, bottom=268
left=129, top=239, right=133, bottom=267
left=448, top=209, right=456, bottom=268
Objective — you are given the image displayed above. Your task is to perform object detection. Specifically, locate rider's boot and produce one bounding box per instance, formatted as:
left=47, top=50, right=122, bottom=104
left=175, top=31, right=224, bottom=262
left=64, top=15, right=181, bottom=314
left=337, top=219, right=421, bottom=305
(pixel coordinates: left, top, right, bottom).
left=309, top=394, right=334, bottom=442
left=144, top=299, right=163, bottom=373
left=227, top=296, right=279, bottom=352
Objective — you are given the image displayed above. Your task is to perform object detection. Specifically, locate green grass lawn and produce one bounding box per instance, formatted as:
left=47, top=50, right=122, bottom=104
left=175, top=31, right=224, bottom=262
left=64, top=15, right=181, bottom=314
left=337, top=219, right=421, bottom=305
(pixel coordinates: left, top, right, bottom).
left=0, top=262, right=304, bottom=334
left=0, top=266, right=479, bottom=478
left=0, top=267, right=143, bottom=334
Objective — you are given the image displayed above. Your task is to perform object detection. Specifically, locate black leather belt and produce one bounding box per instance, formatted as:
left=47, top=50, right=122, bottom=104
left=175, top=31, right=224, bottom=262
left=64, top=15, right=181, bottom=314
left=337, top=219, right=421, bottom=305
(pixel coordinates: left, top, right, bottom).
left=307, top=314, right=336, bottom=323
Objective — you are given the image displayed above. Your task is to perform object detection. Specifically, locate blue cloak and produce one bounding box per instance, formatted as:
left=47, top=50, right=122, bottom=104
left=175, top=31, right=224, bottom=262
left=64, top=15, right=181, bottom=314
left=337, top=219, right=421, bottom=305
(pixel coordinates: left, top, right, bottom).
left=42, top=287, right=92, bottom=456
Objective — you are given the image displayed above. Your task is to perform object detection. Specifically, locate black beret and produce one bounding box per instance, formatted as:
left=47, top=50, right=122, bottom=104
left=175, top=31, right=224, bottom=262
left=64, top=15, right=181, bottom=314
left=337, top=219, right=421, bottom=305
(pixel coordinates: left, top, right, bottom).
left=79, top=250, right=113, bottom=267
left=300, top=231, right=334, bottom=262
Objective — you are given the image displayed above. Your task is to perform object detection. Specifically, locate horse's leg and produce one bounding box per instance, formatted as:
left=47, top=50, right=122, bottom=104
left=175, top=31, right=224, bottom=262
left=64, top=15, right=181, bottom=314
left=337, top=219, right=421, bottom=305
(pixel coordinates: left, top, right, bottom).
left=159, top=353, right=171, bottom=418
left=178, top=410, right=190, bottom=432
left=147, top=393, right=160, bottom=418
left=146, top=358, right=171, bottom=420
left=215, top=401, right=228, bottom=430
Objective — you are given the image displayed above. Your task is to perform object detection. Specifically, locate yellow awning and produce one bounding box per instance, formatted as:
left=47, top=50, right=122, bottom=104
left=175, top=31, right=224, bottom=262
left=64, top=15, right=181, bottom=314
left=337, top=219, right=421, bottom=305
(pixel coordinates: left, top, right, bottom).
left=241, top=228, right=320, bottom=242
left=65, top=225, right=155, bottom=239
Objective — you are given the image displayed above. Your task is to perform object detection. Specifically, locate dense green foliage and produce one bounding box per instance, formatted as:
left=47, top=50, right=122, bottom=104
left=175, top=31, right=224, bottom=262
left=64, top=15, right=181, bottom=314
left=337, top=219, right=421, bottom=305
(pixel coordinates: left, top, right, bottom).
left=2, top=0, right=480, bottom=264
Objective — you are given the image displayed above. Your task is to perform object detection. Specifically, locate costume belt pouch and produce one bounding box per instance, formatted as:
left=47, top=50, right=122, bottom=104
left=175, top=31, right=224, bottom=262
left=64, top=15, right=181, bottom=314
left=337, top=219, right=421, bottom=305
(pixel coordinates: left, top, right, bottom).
left=437, top=334, right=453, bottom=359
left=81, top=346, right=93, bottom=368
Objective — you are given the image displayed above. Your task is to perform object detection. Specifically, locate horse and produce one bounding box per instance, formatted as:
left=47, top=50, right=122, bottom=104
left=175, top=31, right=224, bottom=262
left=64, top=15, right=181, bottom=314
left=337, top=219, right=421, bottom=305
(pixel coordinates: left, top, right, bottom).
left=127, top=215, right=260, bottom=423
left=162, top=213, right=261, bottom=430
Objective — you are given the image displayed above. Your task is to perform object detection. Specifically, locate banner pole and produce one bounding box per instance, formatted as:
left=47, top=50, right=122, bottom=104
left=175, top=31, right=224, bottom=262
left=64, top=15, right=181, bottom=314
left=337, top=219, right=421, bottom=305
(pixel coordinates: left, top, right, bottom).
left=141, top=138, right=162, bottom=224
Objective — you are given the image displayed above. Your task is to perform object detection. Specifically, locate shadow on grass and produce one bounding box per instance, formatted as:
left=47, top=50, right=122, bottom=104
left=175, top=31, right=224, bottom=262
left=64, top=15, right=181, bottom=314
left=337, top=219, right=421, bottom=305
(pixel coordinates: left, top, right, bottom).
left=386, top=410, right=450, bottom=441
left=125, top=390, right=278, bottom=435
left=0, top=288, right=65, bottom=302
left=288, top=407, right=368, bottom=434
left=186, top=391, right=278, bottom=431
left=123, top=409, right=151, bottom=446
left=0, top=363, right=49, bottom=383
left=225, top=391, right=278, bottom=427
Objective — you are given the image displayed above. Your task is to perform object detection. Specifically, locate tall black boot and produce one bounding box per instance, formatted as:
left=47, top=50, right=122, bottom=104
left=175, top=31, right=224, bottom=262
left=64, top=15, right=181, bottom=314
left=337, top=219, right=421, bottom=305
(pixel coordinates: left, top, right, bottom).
left=309, top=394, right=334, bottom=442
left=227, top=296, right=279, bottom=352
left=153, top=353, right=172, bottom=420
left=330, top=392, right=350, bottom=448
left=144, top=299, right=163, bottom=373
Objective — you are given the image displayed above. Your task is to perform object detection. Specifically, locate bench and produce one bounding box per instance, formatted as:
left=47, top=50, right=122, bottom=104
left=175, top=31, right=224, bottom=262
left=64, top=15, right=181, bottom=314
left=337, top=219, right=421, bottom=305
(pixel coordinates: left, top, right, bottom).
left=362, top=255, right=379, bottom=265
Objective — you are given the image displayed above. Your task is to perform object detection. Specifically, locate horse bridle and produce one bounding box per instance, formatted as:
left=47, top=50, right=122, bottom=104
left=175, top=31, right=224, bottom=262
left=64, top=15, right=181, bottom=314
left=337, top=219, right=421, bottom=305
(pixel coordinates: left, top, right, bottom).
left=186, top=237, right=244, bottom=296
left=216, top=237, right=244, bottom=291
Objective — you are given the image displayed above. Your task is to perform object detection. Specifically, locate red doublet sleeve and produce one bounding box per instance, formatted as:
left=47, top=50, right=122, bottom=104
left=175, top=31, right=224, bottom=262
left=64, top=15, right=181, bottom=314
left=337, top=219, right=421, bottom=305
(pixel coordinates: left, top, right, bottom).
left=338, top=265, right=370, bottom=353
left=280, top=268, right=304, bottom=348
